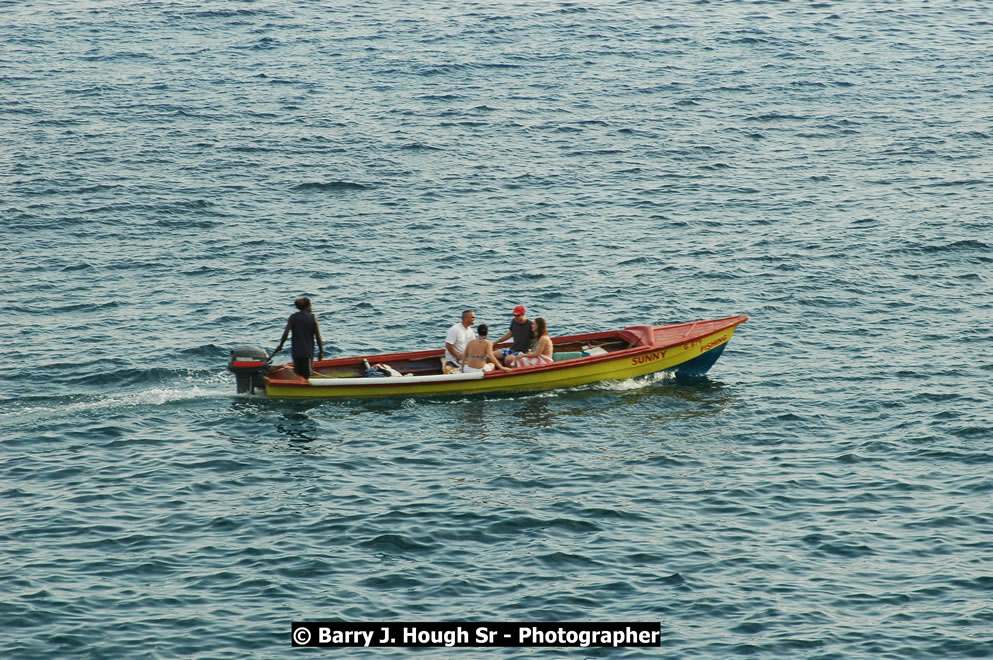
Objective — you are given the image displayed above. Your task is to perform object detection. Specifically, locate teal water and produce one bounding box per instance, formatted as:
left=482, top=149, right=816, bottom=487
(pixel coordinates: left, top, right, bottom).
left=2, top=2, right=992, bottom=658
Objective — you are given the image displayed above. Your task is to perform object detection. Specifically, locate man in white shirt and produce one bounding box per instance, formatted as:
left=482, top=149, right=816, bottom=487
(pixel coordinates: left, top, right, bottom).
left=444, top=310, right=477, bottom=372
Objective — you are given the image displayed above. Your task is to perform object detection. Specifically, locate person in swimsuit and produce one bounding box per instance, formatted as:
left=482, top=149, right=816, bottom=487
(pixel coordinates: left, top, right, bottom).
left=272, top=297, right=324, bottom=379
left=461, top=325, right=511, bottom=373
left=508, top=317, right=553, bottom=368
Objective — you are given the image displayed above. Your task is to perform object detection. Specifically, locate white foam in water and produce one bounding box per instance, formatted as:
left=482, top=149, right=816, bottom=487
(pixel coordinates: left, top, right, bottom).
left=589, top=371, right=676, bottom=392
left=0, top=372, right=232, bottom=420
left=97, top=384, right=227, bottom=409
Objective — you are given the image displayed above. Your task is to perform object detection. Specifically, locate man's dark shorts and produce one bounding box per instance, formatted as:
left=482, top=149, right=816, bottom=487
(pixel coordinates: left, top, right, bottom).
left=292, top=355, right=312, bottom=379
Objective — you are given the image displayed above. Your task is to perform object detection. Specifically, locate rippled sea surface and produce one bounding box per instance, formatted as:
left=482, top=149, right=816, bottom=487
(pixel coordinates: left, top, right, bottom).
left=3, top=1, right=992, bottom=657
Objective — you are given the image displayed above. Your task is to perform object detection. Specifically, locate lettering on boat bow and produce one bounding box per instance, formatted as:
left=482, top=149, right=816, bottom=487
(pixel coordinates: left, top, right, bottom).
left=699, top=335, right=728, bottom=353
left=632, top=349, right=667, bottom=366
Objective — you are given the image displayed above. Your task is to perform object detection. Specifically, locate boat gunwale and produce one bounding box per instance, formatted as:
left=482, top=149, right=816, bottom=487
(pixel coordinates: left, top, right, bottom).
left=263, top=314, right=747, bottom=390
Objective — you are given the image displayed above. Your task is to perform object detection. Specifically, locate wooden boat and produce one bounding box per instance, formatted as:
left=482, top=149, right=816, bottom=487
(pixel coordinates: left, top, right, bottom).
left=227, top=315, right=747, bottom=399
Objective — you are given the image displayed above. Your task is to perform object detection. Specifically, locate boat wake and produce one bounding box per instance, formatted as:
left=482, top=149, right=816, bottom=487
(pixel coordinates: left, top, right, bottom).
left=588, top=370, right=677, bottom=392
left=0, top=371, right=232, bottom=421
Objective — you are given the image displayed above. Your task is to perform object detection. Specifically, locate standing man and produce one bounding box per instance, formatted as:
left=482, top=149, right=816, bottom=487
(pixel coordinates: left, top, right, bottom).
left=444, top=309, right=476, bottom=373
left=493, top=304, right=536, bottom=365
left=273, top=297, right=324, bottom=379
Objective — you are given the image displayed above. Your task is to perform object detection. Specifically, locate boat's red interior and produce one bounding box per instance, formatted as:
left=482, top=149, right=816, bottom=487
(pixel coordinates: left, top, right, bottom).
left=266, top=331, right=638, bottom=382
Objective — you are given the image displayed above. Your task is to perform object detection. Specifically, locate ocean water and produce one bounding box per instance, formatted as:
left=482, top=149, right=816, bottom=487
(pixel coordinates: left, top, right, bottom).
left=2, top=1, right=992, bottom=657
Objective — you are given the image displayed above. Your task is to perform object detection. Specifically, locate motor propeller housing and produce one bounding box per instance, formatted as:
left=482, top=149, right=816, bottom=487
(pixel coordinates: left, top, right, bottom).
left=227, top=346, right=270, bottom=394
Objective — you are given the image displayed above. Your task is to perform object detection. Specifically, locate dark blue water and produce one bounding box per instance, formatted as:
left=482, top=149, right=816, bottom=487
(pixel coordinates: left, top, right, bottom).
left=3, top=2, right=992, bottom=657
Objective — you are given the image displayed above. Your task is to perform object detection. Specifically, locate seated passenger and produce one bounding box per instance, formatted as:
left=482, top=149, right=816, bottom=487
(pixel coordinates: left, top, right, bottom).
left=493, top=304, right=536, bottom=365
left=444, top=309, right=477, bottom=373
left=461, top=325, right=511, bottom=374
left=508, top=317, right=554, bottom=368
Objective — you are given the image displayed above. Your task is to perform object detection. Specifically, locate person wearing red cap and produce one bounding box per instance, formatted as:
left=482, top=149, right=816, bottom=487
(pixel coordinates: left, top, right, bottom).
left=493, top=304, right=536, bottom=365
left=509, top=317, right=554, bottom=368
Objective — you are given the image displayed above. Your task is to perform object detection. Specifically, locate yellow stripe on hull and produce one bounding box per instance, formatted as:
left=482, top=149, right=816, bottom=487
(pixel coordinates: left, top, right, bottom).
left=263, top=325, right=740, bottom=399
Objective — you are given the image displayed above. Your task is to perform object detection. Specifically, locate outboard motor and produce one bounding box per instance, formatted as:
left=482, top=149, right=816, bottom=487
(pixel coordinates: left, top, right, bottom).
left=228, top=346, right=270, bottom=394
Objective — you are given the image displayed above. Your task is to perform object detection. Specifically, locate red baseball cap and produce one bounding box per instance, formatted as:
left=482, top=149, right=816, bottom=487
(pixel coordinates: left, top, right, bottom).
left=511, top=305, right=526, bottom=315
